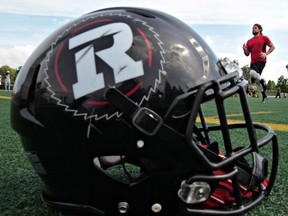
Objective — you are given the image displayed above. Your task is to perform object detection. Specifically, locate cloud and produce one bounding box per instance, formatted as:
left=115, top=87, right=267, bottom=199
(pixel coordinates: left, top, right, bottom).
left=204, top=36, right=215, bottom=46
left=265, top=60, right=288, bottom=82
left=0, top=0, right=286, bottom=24
left=0, top=45, right=35, bottom=68
left=2, top=0, right=288, bottom=30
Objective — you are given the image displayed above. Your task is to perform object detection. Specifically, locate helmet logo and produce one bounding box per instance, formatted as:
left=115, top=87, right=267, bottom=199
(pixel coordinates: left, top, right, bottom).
left=70, top=23, right=144, bottom=99
left=44, top=13, right=165, bottom=121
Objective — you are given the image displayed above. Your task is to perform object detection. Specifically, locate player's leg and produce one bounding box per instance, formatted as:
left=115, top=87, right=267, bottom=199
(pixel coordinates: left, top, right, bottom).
left=250, top=70, right=263, bottom=90
left=250, top=62, right=267, bottom=103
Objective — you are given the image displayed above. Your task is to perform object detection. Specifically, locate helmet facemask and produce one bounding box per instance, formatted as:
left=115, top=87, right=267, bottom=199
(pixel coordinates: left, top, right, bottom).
left=104, top=68, right=278, bottom=214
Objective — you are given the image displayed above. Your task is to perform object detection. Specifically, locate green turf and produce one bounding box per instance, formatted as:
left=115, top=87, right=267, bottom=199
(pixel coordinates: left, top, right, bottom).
left=1, top=90, right=288, bottom=215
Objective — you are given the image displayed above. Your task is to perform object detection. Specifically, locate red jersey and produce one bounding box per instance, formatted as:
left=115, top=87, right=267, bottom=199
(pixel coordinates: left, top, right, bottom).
left=246, top=35, right=271, bottom=64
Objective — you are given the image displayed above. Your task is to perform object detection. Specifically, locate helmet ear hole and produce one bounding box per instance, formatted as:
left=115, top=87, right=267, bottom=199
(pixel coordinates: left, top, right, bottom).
left=93, top=156, right=143, bottom=184
left=93, top=156, right=124, bottom=169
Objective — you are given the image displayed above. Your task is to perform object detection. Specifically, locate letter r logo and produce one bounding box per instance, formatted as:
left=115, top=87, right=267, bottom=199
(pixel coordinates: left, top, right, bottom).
left=69, top=23, right=144, bottom=99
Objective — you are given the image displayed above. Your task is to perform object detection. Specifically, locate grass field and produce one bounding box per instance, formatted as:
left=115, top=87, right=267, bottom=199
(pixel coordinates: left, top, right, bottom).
left=1, top=90, right=287, bottom=216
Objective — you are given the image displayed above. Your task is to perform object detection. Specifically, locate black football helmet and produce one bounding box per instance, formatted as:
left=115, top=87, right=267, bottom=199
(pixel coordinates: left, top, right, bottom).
left=11, top=7, right=278, bottom=216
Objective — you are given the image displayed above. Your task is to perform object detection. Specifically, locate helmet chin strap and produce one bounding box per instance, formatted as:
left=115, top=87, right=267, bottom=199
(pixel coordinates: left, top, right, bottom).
left=249, top=152, right=268, bottom=189
left=232, top=151, right=268, bottom=191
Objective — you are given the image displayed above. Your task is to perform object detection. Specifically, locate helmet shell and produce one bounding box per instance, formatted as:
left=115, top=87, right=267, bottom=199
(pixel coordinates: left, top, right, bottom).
left=11, top=7, right=233, bottom=216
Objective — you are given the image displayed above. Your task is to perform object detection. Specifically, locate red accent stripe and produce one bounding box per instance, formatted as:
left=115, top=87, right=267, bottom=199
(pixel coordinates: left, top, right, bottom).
left=72, top=19, right=112, bottom=34
left=86, top=82, right=143, bottom=106
left=137, top=27, right=152, bottom=67
left=54, top=43, right=68, bottom=93
left=86, top=101, right=109, bottom=105
left=125, top=82, right=143, bottom=97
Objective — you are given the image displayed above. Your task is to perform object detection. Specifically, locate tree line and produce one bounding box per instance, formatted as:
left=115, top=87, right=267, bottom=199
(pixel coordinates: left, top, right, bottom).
left=0, top=65, right=21, bottom=86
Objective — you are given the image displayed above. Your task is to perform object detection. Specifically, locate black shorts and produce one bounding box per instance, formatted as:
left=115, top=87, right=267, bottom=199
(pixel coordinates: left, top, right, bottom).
left=250, top=61, right=266, bottom=75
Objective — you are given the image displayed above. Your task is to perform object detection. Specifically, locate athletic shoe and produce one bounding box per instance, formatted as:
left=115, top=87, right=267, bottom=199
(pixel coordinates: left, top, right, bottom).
left=262, top=96, right=268, bottom=103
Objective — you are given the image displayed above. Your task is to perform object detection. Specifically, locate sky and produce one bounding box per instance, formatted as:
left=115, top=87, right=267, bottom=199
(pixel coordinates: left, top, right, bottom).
left=1, top=0, right=288, bottom=82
